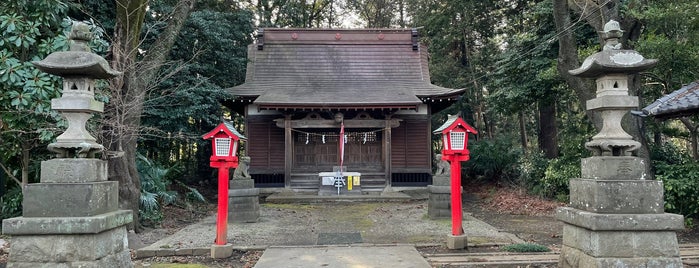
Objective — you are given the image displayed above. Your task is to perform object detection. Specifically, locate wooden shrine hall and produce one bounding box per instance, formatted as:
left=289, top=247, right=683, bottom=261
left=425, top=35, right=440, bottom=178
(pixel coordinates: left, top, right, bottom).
left=225, top=28, right=464, bottom=192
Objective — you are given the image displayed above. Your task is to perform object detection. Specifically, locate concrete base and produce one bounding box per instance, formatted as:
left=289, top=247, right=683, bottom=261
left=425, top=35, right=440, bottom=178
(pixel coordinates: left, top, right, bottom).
left=211, top=243, right=233, bottom=259
left=6, top=226, right=132, bottom=268
left=447, top=234, right=468, bottom=250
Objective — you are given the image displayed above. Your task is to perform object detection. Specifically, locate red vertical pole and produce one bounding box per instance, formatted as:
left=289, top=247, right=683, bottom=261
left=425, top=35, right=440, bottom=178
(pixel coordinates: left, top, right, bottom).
left=215, top=167, right=229, bottom=245
left=450, top=159, right=463, bottom=235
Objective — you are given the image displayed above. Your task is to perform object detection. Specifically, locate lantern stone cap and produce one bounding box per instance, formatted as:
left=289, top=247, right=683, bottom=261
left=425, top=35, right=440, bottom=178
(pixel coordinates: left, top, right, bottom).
left=32, top=22, right=121, bottom=79
left=202, top=121, right=247, bottom=140
left=569, top=20, right=657, bottom=78
left=433, top=114, right=478, bottom=134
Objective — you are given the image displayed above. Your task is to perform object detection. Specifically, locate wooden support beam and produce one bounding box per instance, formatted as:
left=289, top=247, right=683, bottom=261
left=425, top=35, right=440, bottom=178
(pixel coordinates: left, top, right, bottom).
left=275, top=118, right=401, bottom=129
left=384, top=115, right=392, bottom=189
left=284, top=114, right=292, bottom=189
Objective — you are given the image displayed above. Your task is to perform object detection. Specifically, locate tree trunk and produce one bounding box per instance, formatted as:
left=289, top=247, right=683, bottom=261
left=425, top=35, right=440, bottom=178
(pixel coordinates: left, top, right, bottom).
left=538, top=100, right=559, bottom=159
left=21, top=141, right=30, bottom=186
left=108, top=0, right=196, bottom=232
left=519, top=111, right=528, bottom=153
left=552, top=0, right=600, bottom=129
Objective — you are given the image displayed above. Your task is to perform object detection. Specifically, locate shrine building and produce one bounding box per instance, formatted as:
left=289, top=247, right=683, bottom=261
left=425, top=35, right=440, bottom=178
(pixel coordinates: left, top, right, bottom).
left=225, top=28, right=464, bottom=192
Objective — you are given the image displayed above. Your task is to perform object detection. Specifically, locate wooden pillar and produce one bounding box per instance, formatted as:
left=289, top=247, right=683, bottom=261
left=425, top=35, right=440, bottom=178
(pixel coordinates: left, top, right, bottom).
left=284, top=114, right=292, bottom=189
left=384, top=116, right=392, bottom=189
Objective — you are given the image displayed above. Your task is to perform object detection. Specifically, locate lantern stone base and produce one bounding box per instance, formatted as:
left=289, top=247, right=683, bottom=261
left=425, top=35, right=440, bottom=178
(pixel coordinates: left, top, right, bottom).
left=3, top=212, right=133, bottom=268
left=557, top=156, right=684, bottom=267
left=211, top=243, right=234, bottom=259
left=228, top=180, right=260, bottom=223
left=2, top=158, right=133, bottom=268
left=446, top=234, right=468, bottom=250
left=557, top=208, right=684, bottom=268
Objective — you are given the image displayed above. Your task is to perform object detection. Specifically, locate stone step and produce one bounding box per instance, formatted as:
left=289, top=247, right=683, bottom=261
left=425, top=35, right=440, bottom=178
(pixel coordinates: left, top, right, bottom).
left=425, top=251, right=558, bottom=267
left=423, top=244, right=699, bottom=267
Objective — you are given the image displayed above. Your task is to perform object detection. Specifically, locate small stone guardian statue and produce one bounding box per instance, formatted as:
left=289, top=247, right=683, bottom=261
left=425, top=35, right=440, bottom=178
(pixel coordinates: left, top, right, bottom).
left=232, top=156, right=251, bottom=180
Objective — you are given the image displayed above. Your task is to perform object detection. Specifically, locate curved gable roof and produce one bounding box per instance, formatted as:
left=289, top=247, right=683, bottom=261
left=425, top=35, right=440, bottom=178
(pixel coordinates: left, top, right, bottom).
left=228, top=28, right=463, bottom=110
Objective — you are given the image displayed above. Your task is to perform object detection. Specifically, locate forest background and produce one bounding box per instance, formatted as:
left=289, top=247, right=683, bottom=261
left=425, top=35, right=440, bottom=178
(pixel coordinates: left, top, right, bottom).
left=1, top=0, right=698, bottom=230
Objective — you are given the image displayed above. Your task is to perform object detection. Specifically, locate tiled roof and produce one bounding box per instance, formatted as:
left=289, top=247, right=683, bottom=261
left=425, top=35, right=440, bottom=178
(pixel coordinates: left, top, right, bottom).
left=636, top=81, right=699, bottom=119
left=228, top=28, right=463, bottom=110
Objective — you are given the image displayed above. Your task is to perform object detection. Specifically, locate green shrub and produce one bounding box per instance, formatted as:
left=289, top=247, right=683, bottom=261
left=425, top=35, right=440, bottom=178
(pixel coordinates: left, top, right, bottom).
left=654, top=162, right=699, bottom=219
left=1, top=186, right=23, bottom=220
left=650, top=142, right=690, bottom=167
left=465, top=137, right=522, bottom=182
left=501, top=243, right=550, bottom=252
left=137, top=154, right=206, bottom=227
left=518, top=151, right=550, bottom=195
left=541, top=157, right=579, bottom=202
left=650, top=142, right=699, bottom=220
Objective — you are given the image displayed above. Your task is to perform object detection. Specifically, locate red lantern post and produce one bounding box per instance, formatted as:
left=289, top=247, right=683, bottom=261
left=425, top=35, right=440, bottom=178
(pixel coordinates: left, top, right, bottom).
left=202, top=121, right=246, bottom=246
left=433, top=114, right=477, bottom=239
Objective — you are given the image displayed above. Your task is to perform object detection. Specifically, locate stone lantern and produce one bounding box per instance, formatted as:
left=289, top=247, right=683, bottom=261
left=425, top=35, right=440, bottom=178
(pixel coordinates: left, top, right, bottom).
left=556, top=20, right=684, bottom=267
left=1, top=22, right=133, bottom=267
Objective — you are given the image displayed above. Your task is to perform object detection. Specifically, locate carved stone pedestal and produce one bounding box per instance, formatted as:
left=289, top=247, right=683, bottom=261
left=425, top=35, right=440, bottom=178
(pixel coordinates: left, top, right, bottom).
left=3, top=159, right=133, bottom=268
left=428, top=175, right=451, bottom=219
left=229, top=179, right=260, bottom=223
left=556, top=157, right=684, bottom=267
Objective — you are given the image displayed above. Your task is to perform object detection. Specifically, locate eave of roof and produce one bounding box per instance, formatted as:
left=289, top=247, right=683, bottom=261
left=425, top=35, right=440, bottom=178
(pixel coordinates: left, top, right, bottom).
left=635, top=81, right=699, bottom=119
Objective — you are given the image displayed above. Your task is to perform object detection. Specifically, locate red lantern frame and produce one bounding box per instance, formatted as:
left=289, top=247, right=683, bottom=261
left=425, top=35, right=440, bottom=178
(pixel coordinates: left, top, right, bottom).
left=433, top=114, right=477, bottom=236
left=202, top=121, right=246, bottom=246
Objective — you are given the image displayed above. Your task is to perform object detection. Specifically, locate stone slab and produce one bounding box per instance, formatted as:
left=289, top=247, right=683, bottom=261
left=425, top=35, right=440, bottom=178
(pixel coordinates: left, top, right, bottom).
left=559, top=245, right=683, bottom=268
left=7, top=226, right=129, bottom=263
left=586, top=95, right=638, bottom=110
left=22, top=181, right=118, bottom=217
left=229, top=188, right=259, bottom=197
left=569, top=178, right=664, bottom=214
left=581, top=156, right=647, bottom=180
left=7, top=250, right=132, bottom=268
left=561, top=224, right=680, bottom=258
left=556, top=207, right=684, bottom=231
left=254, top=245, right=431, bottom=268
left=229, top=179, right=254, bottom=189
left=51, top=95, right=104, bottom=112
left=40, top=159, right=108, bottom=183
left=3, top=210, right=133, bottom=235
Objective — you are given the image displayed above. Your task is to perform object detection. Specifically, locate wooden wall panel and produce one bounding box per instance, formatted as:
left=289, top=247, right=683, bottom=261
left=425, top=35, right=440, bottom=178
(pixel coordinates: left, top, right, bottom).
left=247, top=118, right=284, bottom=171
left=391, top=118, right=430, bottom=169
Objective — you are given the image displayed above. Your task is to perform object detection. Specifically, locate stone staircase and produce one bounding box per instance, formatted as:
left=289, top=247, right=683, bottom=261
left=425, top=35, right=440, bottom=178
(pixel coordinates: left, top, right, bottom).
left=423, top=244, right=699, bottom=267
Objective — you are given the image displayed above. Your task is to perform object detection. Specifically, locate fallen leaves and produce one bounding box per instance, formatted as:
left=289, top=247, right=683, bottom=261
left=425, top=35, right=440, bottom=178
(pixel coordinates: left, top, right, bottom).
left=477, top=186, right=564, bottom=216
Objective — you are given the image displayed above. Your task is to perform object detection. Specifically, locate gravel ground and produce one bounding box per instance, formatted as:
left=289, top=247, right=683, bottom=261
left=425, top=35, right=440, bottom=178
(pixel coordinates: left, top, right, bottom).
left=139, top=200, right=521, bottom=251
